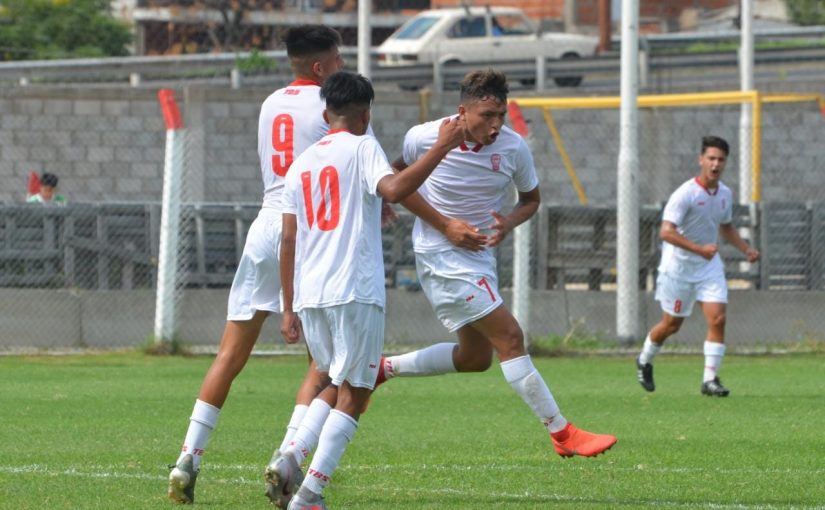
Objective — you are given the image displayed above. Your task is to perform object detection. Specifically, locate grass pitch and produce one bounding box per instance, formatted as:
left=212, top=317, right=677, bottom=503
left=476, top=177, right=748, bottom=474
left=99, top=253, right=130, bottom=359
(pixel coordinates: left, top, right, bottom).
left=1, top=352, right=823, bottom=509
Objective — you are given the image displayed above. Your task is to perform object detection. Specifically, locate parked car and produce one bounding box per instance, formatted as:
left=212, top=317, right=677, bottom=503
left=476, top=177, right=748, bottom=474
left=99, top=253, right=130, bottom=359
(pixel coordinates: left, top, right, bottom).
left=376, top=6, right=599, bottom=87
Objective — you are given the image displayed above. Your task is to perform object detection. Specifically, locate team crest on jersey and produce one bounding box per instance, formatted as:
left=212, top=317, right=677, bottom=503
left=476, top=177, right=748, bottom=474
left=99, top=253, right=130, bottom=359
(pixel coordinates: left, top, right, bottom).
left=491, top=154, right=501, bottom=172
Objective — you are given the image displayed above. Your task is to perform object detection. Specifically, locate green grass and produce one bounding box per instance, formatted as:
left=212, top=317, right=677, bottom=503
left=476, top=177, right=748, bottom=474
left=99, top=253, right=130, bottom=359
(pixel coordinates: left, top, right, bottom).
left=1, top=353, right=824, bottom=509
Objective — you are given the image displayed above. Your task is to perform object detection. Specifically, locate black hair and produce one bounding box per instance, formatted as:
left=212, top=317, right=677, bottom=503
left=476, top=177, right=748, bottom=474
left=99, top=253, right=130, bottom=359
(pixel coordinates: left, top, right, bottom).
left=320, top=71, right=374, bottom=116
left=41, top=172, right=59, bottom=187
left=282, top=25, right=342, bottom=58
left=702, top=136, right=729, bottom=156
left=460, top=68, right=509, bottom=104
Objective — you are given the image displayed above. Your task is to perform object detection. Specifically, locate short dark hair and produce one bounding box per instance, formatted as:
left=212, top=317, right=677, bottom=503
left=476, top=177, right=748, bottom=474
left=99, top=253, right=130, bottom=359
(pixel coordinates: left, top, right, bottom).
left=702, top=136, right=729, bottom=156
left=460, top=69, right=509, bottom=104
left=320, top=71, right=374, bottom=116
left=282, top=25, right=341, bottom=58
left=41, top=172, right=58, bottom=187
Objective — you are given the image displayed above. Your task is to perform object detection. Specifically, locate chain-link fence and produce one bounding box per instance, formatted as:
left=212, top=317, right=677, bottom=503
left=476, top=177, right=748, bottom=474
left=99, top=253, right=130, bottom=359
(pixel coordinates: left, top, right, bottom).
left=1, top=84, right=824, bottom=351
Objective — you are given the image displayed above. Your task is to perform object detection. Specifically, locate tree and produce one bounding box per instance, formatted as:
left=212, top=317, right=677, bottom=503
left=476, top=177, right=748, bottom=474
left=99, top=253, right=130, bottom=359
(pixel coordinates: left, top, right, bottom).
left=0, top=0, right=132, bottom=61
left=785, top=0, right=825, bottom=25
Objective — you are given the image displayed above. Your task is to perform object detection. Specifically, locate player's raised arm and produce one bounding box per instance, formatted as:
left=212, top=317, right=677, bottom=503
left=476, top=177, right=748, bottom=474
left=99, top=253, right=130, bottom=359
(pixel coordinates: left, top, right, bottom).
left=377, top=117, right=464, bottom=203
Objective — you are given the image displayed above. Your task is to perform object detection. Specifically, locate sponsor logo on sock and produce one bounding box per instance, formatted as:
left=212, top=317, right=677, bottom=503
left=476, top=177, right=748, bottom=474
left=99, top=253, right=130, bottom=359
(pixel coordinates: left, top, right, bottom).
left=192, top=448, right=204, bottom=456
left=181, top=445, right=188, bottom=452
left=308, top=468, right=330, bottom=482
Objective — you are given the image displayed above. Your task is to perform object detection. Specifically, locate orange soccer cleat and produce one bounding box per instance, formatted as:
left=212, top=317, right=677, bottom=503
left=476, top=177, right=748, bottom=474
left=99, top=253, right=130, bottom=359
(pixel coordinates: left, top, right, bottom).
left=551, top=422, right=617, bottom=458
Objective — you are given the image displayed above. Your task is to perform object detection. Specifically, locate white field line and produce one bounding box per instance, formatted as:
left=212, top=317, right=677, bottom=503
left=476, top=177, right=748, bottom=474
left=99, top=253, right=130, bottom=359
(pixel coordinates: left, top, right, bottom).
left=2, top=463, right=824, bottom=510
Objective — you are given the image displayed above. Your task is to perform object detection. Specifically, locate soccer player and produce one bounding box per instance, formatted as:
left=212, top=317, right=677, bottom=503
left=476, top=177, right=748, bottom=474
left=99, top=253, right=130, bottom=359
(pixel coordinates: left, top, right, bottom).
left=274, top=71, right=463, bottom=510
left=167, top=25, right=344, bottom=504
left=378, top=69, right=617, bottom=458
left=635, top=136, right=760, bottom=396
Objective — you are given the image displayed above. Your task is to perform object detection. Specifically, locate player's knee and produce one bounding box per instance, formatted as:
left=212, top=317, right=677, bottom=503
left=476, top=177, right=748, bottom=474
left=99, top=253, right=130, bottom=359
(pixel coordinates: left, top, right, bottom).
left=710, top=313, right=726, bottom=329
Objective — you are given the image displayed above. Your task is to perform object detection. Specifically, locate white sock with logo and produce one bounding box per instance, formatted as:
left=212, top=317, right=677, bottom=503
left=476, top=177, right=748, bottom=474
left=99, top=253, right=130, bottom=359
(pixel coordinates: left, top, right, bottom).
left=285, top=398, right=331, bottom=466
left=639, top=334, right=662, bottom=365
left=178, top=399, right=220, bottom=470
left=703, top=341, right=726, bottom=382
left=500, top=355, right=567, bottom=433
left=302, top=410, right=358, bottom=496
left=385, top=342, right=457, bottom=377
left=278, top=404, right=309, bottom=453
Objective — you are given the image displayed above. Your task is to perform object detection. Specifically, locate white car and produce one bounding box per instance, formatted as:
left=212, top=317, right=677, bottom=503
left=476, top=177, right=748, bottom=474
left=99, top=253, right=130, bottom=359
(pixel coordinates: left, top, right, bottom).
left=376, top=6, right=599, bottom=87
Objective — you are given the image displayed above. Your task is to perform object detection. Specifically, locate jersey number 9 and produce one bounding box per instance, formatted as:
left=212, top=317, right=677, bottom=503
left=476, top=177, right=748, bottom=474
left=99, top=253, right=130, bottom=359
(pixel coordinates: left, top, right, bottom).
left=272, top=114, right=294, bottom=176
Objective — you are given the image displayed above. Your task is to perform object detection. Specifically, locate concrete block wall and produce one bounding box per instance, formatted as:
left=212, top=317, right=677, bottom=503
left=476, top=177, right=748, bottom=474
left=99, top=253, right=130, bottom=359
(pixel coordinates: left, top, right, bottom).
left=1, top=84, right=823, bottom=207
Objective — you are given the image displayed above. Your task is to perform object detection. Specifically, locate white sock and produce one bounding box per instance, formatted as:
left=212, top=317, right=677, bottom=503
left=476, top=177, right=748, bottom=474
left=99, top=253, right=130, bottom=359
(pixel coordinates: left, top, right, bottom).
left=500, top=355, right=567, bottom=433
left=278, top=404, right=309, bottom=453
left=302, top=410, right=358, bottom=496
left=638, top=334, right=662, bottom=365
left=178, top=399, right=220, bottom=470
left=703, top=341, right=726, bottom=382
left=285, top=399, right=331, bottom=465
left=385, top=342, right=456, bottom=377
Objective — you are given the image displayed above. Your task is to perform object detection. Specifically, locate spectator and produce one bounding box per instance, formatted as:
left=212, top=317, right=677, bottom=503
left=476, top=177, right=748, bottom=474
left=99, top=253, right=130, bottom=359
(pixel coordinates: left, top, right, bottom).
left=27, top=173, right=66, bottom=205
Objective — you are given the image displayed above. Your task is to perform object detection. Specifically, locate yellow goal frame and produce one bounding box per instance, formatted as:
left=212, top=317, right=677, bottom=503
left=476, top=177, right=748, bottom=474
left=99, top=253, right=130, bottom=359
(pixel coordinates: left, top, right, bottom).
left=510, top=91, right=825, bottom=205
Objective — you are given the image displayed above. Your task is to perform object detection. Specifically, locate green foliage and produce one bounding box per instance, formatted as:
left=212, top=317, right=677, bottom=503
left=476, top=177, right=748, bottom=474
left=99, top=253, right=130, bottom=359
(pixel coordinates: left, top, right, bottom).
left=1, top=353, right=824, bottom=508
left=0, top=0, right=132, bottom=61
left=786, top=0, right=825, bottom=25
left=234, top=48, right=278, bottom=74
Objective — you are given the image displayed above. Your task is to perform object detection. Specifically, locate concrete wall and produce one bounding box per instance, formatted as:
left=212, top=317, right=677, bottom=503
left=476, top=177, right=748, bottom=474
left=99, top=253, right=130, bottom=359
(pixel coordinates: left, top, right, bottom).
left=2, top=83, right=823, bottom=207
left=2, top=288, right=823, bottom=351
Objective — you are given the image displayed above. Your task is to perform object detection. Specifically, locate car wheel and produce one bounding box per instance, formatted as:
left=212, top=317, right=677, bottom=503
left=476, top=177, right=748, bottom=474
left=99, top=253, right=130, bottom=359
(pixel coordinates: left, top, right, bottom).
left=554, top=53, right=583, bottom=88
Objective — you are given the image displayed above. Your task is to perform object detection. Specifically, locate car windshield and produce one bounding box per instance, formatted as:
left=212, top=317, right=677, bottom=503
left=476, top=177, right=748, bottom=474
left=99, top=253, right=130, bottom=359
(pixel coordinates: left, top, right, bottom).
left=393, top=16, right=439, bottom=40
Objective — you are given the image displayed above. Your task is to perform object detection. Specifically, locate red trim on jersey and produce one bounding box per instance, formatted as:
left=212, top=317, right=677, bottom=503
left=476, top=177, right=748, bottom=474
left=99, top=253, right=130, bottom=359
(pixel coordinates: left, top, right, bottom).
left=694, top=177, right=719, bottom=196
left=289, top=79, right=321, bottom=86
left=327, top=128, right=351, bottom=135
left=459, top=142, right=484, bottom=153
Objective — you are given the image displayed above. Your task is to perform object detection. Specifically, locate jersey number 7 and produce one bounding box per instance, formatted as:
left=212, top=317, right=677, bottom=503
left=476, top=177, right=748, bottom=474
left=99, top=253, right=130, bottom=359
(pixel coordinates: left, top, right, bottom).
left=301, top=166, right=340, bottom=231
left=272, top=114, right=294, bottom=176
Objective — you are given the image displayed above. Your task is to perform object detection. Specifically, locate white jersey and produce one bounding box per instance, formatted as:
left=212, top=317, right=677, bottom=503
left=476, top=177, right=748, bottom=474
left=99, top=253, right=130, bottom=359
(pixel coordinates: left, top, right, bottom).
left=257, top=80, right=328, bottom=211
left=282, top=130, right=394, bottom=311
left=402, top=117, right=539, bottom=253
left=658, top=177, right=733, bottom=282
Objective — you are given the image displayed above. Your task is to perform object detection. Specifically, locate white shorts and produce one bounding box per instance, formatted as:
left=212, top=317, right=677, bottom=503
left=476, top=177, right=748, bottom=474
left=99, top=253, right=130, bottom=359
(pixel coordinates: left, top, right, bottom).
left=655, top=272, right=728, bottom=318
left=298, top=302, right=384, bottom=389
left=226, top=208, right=282, bottom=321
left=416, top=249, right=503, bottom=332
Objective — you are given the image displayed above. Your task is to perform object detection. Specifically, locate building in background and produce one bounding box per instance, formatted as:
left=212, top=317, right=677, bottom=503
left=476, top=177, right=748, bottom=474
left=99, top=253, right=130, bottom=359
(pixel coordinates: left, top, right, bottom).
left=121, top=0, right=792, bottom=55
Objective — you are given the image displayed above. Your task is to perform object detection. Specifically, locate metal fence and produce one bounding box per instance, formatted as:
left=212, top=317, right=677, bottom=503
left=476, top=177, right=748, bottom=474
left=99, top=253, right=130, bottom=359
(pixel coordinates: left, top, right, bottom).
left=1, top=81, right=825, bottom=351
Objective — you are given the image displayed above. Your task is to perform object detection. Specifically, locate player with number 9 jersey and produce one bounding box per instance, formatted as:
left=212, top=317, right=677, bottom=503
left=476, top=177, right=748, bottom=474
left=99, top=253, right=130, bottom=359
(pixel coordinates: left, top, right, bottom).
left=257, top=81, right=328, bottom=211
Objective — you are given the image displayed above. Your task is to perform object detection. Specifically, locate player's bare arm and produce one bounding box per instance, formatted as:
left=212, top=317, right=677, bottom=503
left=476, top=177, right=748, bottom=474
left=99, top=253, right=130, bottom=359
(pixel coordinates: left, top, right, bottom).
left=378, top=117, right=465, bottom=203
left=392, top=157, right=488, bottom=251
left=485, top=186, right=540, bottom=247
left=660, top=220, right=718, bottom=260
left=278, top=213, right=302, bottom=344
left=719, top=223, right=760, bottom=263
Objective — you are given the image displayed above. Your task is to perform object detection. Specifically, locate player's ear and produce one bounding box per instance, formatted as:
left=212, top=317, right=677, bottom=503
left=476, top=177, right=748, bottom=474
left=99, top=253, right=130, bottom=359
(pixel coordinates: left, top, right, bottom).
left=323, top=109, right=330, bottom=125
left=457, top=104, right=466, bottom=121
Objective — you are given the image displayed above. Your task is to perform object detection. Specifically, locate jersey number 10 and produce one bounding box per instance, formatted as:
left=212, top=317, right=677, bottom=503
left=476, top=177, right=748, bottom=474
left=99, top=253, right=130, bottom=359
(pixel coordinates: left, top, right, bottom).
left=301, top=166, right=340, bottom=231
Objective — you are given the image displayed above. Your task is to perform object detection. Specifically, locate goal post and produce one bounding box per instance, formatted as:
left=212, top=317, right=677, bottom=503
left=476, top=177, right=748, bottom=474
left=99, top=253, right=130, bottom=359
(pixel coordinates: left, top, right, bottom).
left=507, top=90, right=825, bottom=342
